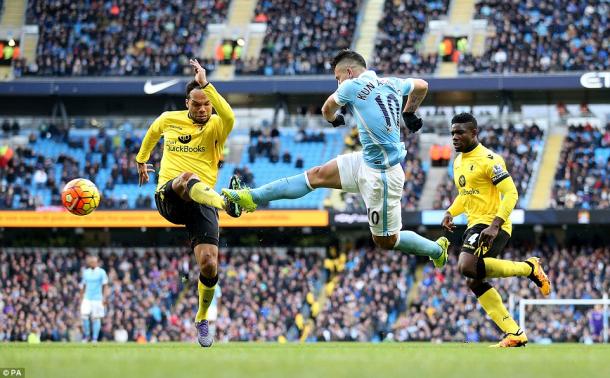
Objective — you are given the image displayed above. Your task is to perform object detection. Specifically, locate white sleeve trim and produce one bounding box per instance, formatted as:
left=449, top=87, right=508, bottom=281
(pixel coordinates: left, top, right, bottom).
left=303, top=171, right=314, bottom=190
left=406, top=78, right=415, bottom=95
left=333, top=92, right=346, bottom=106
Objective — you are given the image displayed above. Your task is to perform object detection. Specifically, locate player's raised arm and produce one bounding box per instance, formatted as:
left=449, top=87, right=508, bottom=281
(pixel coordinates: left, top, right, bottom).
left=190, top=59, right=235, bottom=139
left=135, top=115, right=163, bottom=185
left=402, top=79, right=428, bottom=132
left=403, top=79, right=428, bottom=113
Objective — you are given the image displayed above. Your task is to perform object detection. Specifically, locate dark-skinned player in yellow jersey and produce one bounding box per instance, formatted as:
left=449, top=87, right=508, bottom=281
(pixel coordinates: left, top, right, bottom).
left=136, top=59, right=239, bottom=347
left=442, top=113, right=551, bottom=348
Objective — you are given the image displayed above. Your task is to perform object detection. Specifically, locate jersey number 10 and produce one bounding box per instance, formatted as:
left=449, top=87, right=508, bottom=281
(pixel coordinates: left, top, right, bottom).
left=374, top=94, right=401, bottom=132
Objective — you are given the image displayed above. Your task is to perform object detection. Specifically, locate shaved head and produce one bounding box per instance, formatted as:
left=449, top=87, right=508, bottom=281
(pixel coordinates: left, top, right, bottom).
left=332, top=49, right=367, bottom=84
left=331, top=49, right=367, bottom=71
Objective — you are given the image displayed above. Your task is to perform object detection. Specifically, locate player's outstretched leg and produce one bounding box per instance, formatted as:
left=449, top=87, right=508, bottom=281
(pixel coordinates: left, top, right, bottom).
left=482, top=256, right=551, bottom=296
left=391, top=231, right=450, bottom=268
left=223, top=172, right=313, bottom=212
left=224, top=175, right=244, bottom=218
left=525, top=257, right=551, bottom=296
left=168, top=172, right=227, bottom=210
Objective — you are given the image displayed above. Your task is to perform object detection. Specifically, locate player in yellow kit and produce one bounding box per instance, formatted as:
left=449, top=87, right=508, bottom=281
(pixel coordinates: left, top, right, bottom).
left=441, top=113, right=551, bottom=348
left=136, top=59, right=237, bottom=347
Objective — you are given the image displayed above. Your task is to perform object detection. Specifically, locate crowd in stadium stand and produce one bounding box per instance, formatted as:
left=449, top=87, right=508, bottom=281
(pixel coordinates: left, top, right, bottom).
left=552, top=122, right=610, bottom=209
left=1, top=238, right=607, bottom=343
left=315, top=247, right=416, bottom=342
left=0, top=125, right=158, bottom=210
left=236, top=0, right=361, bottom=75
left=459, top=0, right=609, bottom=74
left=395, top=238, right=609, bottom=343
left=18, top=0, right=229, bottom=77
left=373, top=0, right=449, bottom=75
left=8, top=0, right=608, bottom=77
left=214, top=249, right=321, bottom=342
left=433, top=122, right=544, bottom=210
left=0, top=248, right=320, bottom=342
left=0, top=249, right=187, bottom=342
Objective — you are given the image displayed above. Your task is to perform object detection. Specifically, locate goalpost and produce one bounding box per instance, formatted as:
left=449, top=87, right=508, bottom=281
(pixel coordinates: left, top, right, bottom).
left=510, top=294, right=609, bottom=343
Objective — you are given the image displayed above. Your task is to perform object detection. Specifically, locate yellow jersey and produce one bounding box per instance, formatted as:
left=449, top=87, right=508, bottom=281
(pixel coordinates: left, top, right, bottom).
left=447, top=143, right=518, bottom=235
left=136, top=84, right=234, bottom=190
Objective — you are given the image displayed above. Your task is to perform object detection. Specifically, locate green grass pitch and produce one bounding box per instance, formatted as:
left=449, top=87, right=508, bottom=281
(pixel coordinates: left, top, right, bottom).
left=1, top=342, right=610, bottom=378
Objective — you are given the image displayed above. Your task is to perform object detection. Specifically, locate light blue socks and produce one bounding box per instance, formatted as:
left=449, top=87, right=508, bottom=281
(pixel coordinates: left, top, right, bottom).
left=82, top=318, right=91, bottom=340
left=92, top=319, right=101, bottom=341
left=251, top=173, right=313, bottom=204
left=394, top=230, right=442, bottom=259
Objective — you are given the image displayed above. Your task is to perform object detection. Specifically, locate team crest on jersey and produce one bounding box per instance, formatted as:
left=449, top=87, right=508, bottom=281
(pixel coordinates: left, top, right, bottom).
left=178, top=135, right=192, bottom=144
left=459, top=175, right=466, bottom=187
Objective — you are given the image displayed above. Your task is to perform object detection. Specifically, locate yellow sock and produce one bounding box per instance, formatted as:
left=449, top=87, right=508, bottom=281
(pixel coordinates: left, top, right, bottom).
left=483, top=257, right=532, bottom=278
left=189, top=182, right=225, bottom=209
left=195, top=281, right=216, bottom=322
left=478, top=288, right=520, bottom=334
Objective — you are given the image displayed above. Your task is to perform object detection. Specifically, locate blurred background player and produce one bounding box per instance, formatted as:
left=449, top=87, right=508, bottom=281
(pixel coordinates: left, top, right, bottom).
left=135, top=59, right=235, bottom=347
left=441, top=112, right=552, bottom=348
left=206, top=285, right=221, bottom=339
left=224, top=49, right=449, bottom=268
left=80, top=255, right=108, bottom=343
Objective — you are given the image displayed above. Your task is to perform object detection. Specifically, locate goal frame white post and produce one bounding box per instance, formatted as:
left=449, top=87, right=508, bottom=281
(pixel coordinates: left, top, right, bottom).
left=510, top=294, right=609, bottom=343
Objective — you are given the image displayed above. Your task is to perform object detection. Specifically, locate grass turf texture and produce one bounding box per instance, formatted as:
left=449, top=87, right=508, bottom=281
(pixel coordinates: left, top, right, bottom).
left=2, top=342, right=610, bottom=378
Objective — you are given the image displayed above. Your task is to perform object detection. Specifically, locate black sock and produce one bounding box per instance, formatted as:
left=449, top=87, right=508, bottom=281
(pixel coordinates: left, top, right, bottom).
left=476, top=258, right=486, bottom=279
left=471, top=281, right=493, bottom=297
left=524, top=260, right=535, bottom=277
left=199, top=273, right=218, bottom=288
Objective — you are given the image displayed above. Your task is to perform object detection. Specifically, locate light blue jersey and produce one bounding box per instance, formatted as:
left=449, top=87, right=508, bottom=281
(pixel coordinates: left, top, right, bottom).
left=334, top=70, right=414, bottom=169
left=81, top=267, right=108, bottom=301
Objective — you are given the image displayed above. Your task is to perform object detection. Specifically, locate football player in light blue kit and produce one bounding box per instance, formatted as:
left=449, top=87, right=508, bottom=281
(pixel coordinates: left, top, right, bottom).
left=80, top=255, right=109, bottom=342
left=223, top=50, right=448, bottom=267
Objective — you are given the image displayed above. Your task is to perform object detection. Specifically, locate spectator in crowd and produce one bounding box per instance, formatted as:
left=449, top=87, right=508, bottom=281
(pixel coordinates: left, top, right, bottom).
left=0, top=248, right=321, bottom=343
left=373, top=0, right=448, bottom=75
left=237, top=0, right=362, bottom=75
left=295, top=155, right=304, bottom=169
left=315, top=246, right=417, bottom=342
left=459, top=1, right=609, bottom=74
left=552, top=123, right=610, bottom=209
left=21, top=0, right=229, bottom=77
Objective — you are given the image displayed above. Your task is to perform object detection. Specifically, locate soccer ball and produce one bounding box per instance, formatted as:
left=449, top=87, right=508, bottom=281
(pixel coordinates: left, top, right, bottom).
left=61, top=178, right=101, bottom=216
